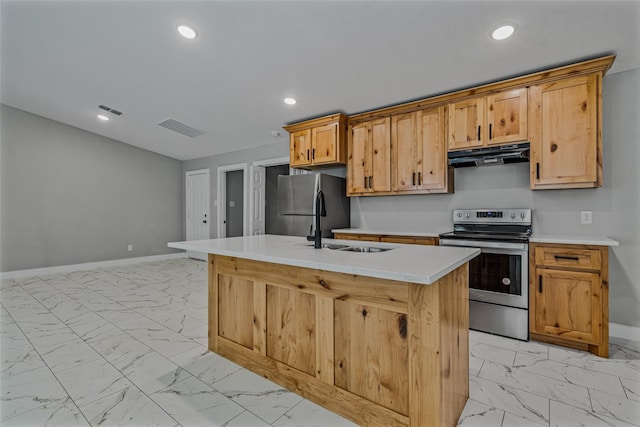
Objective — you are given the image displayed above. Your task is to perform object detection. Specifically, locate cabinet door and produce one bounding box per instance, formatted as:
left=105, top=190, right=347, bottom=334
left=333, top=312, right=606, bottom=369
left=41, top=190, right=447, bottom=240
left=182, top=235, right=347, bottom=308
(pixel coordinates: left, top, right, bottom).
left=416, top=106, right=447, bottom=190
left=218, top=274, right=254, bottom=349
left=392, top=112, right=417, bottom=191
left=266, top=285, right=316, bottom=375
left=334, top=299, right=409, bottom=415
left=487, top=88, right=528, bottom=146
left=529, top=75, right=598, bottom=188
left=290, top=129, right=312, bottom=167
left=370, top=118, right=391, bottom=192
left=312, top=123, right=337, bottom=165
left=347, top=122, right=370, bottom=194
left=447, top=98, right=484, bottom=150
left=533, top=268, right=602, bottom=344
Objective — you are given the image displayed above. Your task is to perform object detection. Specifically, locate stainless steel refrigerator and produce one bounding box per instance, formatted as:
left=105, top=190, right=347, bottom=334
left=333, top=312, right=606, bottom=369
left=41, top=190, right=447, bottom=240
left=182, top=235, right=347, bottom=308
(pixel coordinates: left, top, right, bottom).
left=275, top=174, right=350, bottom=238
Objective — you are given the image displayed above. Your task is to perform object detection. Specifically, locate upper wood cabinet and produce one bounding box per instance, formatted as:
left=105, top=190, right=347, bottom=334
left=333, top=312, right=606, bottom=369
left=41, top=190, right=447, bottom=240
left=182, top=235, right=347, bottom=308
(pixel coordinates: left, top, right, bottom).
left=447, top=98, right=484, bottom=150
left=392, top=106, right=450, bottom=193
left=347, top=118, right=391, bottom=195
left=447, top=88, right=528, bottom=151
left=487, top=89, right=528, bottom=145
left=284, top=113, right=347, bottom=169
left=529, top=74, right=600, bottom=189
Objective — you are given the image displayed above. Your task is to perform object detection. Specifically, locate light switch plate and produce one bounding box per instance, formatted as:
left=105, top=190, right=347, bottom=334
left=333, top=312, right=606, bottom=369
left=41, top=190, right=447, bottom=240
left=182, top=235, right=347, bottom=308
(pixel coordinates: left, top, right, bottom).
left=581, top=211, right=592, bottom=224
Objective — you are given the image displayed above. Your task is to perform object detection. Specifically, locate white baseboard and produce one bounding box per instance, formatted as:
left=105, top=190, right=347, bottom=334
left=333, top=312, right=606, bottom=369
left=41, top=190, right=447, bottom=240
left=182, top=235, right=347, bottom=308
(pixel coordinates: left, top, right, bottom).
left=0, top=252, right=187, bottom=279
left=610, top=322, right=640, bottom=342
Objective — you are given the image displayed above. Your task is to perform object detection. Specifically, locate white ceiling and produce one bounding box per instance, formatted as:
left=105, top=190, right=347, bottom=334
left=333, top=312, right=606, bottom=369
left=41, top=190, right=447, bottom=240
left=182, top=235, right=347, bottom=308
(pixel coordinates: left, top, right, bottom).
left=2, top=1, right=639, bottom=161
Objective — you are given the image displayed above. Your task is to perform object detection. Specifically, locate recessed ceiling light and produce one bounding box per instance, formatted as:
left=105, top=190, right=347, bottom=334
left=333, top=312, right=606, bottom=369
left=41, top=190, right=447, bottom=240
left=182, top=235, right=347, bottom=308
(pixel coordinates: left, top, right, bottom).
left=271, top=131, right=281, bottom=137
left=492, top=25, right=515, bottom=40
left=177, top=25, right=198, bottom=39
left=97, top=114, right=110, bottom=121
left=284, top=98, right=297, bottom=105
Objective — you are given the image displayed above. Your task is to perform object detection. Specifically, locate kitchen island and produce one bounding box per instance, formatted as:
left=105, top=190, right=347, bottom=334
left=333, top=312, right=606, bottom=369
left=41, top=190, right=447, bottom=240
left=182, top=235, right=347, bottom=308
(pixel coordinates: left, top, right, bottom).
left=168, top=235, right=479, bottom=427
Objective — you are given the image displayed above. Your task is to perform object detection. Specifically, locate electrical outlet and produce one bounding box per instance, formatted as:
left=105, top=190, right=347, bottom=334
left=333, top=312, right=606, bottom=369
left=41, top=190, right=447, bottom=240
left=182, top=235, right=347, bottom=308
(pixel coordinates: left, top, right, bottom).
left=127, top=244, right=133, bottom=252
left=580, top=211, right=592, bottom=224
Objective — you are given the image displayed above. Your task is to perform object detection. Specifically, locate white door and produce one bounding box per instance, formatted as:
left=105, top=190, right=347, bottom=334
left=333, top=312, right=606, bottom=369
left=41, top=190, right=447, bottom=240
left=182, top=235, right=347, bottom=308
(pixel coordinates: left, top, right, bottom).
left=185, top=169, right=210, bottom=261
left=250, top=165, right=266, bottom=235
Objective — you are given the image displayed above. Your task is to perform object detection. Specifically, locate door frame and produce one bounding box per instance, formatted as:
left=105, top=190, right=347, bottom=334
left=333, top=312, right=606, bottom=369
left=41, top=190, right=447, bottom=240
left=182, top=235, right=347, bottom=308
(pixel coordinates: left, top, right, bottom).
left=185, top=168, right=210, bottom=260
left=249, top=156, right=290, bottom=236
left=217, top=163, right=249, bottom=238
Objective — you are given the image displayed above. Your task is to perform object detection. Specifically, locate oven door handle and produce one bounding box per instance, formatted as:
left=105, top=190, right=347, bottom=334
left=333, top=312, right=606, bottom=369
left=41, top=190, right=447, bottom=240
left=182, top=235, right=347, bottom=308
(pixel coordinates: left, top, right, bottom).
left=439, top=239, right=528, bottom=251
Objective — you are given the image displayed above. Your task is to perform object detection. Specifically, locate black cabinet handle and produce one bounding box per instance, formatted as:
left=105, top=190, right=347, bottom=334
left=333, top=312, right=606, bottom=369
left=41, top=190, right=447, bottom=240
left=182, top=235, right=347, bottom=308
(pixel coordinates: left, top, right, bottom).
left=536, top=163, right=540, bottom=180
left=418, top=172, right=422, bottom=185
left=554, top=255, right=580, bottom=261
left=368, top=176, right=372, bottom=189
left=538, top=276, right=543, bottom=293
left=489, top=123, right=493, bottom=139
left=412, top=172, right=416, bottom=185
left=364, top=177, right=368, bottom=189
left=312, top=148, right=315, bottom=159
left=307, top=149, right=310, bottom=160
left=477, top=125, right=481, bottom=141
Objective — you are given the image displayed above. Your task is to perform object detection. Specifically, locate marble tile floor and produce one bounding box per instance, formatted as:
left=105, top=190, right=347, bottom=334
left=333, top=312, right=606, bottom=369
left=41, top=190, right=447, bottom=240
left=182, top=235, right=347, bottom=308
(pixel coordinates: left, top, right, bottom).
left=0, top=258, right=638, bottom=426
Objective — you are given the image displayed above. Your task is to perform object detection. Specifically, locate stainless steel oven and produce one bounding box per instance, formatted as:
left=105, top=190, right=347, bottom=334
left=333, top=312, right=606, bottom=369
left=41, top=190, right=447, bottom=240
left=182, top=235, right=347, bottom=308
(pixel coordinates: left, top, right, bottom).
left=439, top=209, right=531, bottom=341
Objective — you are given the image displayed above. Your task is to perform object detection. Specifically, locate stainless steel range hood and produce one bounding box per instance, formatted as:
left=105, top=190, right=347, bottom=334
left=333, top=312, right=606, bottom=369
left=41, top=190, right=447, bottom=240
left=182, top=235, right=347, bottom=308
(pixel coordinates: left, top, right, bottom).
left=448, top=142, right=530, bottom=168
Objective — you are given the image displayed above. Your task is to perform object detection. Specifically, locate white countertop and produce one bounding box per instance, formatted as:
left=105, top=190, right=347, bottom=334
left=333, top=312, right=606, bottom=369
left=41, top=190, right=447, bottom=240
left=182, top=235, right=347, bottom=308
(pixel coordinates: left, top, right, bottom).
left=168, top=235, right=479, bottom=285
left=332, top=228, right=442, bottom=238
left=530, top=234, right=619, bottom=247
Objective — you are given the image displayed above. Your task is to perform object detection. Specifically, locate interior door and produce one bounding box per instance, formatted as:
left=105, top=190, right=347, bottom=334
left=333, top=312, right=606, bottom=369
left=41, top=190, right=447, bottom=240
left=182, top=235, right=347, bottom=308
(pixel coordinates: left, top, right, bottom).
left=185, top=169, right=210, bottom=261
left=225, top=170, right=244, bottom=238
left=250, top=165, right=266, bottom=235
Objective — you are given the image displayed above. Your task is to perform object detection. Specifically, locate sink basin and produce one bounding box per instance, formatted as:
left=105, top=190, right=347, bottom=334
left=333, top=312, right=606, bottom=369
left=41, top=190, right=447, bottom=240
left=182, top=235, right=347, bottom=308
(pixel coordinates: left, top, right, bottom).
left=304, top=243, right=393, bottom=253
left=339, top=246, right=392, bottom=253
left=304, top=243, right=349, bottom=250
left=323, top=243, right=349, bottom=250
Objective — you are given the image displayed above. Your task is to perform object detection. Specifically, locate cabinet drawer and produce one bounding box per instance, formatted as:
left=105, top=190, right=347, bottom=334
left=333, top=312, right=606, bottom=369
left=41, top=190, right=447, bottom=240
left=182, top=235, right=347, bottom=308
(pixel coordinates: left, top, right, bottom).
left=535, top=247, right=601, bottom=270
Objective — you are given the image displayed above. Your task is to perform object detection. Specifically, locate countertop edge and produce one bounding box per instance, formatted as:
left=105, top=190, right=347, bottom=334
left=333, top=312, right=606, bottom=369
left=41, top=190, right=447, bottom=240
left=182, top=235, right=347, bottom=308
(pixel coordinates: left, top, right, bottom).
left=168, top=240, right=479, bottom=285
left=529, top=235, right=619, bottom=247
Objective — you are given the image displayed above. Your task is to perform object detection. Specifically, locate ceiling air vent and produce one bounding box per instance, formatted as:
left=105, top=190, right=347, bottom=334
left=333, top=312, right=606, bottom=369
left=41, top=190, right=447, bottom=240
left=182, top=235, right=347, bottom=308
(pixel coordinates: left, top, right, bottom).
left=98, top=104, right=123, bottom=116
left=158, top=119, right=207, bottom=138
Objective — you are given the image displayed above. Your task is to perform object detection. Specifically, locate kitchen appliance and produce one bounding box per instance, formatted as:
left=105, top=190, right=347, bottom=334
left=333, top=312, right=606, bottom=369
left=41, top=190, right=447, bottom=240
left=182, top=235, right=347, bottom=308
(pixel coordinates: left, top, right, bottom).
left=276, top=174, right=350, bottom=238
left=439, top=208, right=532, bottom=341
left=448, top=142, right=530, bottom=168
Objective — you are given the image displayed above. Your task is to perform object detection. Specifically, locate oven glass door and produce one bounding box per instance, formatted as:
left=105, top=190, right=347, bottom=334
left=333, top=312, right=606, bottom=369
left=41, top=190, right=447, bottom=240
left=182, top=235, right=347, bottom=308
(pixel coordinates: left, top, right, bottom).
left=469, top=252, right=521, bottom=296
left=439, top=239, right=528, bottom=309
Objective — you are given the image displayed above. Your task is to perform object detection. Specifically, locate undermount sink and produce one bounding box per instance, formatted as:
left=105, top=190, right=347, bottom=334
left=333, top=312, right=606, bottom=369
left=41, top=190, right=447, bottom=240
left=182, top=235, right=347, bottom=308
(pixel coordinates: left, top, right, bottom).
left=339, top=246, right=392, bottom=253
left=305, top=243, right=393, bottom=253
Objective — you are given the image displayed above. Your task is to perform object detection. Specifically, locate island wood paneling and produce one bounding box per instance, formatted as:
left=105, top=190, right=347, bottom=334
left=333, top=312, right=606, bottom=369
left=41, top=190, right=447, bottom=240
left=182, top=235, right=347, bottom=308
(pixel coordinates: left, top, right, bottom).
left=334, top=299, right=409, bottom=415
left=208, top=254, right=470, bottom=427
left=266, top=285, right=316, bottom=376
left=217, top=274, right=254, bottom=349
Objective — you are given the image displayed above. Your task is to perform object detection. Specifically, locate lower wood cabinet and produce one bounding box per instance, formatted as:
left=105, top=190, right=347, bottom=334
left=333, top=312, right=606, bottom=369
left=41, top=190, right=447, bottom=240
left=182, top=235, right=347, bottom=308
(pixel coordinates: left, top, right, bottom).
left=529, top=243, right=609, bottom=357
left=334, top=233, right=438, bottom=246
left=209, top=254, right=469, bottom=426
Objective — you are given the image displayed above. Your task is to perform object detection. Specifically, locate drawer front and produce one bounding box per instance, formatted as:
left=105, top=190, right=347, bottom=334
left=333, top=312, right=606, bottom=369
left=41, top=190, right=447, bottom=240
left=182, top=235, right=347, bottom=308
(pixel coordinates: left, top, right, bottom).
left=535, top=247, right=601, bottom=270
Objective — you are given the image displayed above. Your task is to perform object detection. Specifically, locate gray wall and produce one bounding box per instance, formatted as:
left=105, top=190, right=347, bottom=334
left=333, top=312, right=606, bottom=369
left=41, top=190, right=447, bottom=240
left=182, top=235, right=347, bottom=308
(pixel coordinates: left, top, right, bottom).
left=0, top=104, right=184, bottom=272
left=351, top=68, right=640, bottom=328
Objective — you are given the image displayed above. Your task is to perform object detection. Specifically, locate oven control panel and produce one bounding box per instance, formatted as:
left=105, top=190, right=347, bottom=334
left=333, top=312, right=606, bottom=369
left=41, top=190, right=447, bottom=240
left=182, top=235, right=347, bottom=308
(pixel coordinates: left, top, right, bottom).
left=452, top=209, right=531, bottom=225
